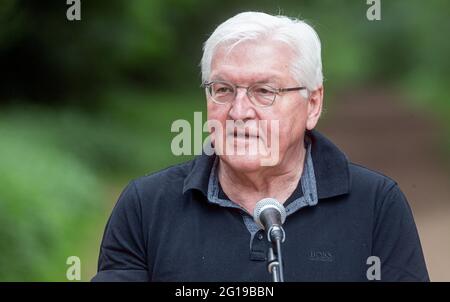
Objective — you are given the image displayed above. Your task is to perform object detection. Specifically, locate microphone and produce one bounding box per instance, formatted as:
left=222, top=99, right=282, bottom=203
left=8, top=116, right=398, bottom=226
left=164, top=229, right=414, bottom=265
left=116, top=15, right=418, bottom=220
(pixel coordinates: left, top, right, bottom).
left=253, top=198, right=287, bottom=242
left=253, top=198, right=287, bottom=282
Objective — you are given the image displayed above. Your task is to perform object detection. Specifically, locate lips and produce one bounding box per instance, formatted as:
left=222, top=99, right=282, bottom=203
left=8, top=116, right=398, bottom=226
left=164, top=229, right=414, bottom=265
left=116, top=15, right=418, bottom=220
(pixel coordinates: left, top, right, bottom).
left=226, top=129, right=268, bottom=147
left=232, top=129, right=259, bottom=139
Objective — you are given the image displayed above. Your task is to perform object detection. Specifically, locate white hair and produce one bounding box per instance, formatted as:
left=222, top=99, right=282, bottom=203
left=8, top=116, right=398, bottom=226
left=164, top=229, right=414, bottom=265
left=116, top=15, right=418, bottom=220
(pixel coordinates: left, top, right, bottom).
left=200, top=11, right=323, bottom=92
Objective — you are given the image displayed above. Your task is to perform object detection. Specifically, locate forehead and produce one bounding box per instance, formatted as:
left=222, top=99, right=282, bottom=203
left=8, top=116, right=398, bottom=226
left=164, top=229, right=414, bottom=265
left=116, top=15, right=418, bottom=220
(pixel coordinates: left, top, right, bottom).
left=210, top=40, right=295, bottom=83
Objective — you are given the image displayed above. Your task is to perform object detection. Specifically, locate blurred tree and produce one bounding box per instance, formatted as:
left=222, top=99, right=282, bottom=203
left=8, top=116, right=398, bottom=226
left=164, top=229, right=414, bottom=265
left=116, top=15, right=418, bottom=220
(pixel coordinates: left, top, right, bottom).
left=0, top=0, right=176, bottom=106
left=0, top=0, right=448, bottom=114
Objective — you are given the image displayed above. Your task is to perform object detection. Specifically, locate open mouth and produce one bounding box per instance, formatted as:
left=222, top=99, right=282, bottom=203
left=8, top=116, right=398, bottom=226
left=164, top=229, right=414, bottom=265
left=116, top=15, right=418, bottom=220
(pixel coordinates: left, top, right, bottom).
left=232, top=130, right=259, bottom=139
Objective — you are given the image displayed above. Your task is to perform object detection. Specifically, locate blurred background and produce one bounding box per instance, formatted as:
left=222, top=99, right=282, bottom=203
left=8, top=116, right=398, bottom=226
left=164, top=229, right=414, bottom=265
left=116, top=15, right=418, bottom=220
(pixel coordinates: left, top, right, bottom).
left=0, top=0, right=448, bottom=281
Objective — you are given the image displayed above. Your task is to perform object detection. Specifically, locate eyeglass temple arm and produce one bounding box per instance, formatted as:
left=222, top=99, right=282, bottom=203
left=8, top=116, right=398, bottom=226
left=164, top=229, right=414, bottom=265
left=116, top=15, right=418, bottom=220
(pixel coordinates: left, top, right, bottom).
left=278, top=86, right=306, bottom=93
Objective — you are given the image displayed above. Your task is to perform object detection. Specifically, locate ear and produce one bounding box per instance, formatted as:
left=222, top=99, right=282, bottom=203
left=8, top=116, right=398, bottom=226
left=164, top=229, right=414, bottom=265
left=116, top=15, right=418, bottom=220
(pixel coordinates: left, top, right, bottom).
left=306, top=85, right=324, bottom=130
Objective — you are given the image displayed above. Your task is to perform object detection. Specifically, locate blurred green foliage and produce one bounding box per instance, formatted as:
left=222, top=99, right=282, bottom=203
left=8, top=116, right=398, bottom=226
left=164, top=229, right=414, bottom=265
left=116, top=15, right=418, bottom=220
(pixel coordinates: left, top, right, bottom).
left=0, top=112, right=103, bottom=280
left=0, top=0, right=448, bottom=280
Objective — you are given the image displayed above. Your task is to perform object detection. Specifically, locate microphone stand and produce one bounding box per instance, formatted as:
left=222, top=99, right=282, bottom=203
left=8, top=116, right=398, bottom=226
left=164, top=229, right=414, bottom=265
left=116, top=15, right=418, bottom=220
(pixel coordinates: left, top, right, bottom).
left=267, top=227, right=285, bottom=282
left=253, top=198, right=287, bottom=282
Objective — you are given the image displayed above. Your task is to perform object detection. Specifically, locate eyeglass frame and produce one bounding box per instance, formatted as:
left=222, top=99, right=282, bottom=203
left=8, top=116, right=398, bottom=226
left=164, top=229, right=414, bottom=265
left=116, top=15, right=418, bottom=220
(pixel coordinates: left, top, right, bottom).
left=201, top=80, right=308, bottom=107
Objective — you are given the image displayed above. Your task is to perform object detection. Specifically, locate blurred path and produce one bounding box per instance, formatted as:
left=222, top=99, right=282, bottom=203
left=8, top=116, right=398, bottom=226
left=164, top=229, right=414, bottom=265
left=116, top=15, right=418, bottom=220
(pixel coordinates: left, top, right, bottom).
left=318, top=87, right=450, bottom=281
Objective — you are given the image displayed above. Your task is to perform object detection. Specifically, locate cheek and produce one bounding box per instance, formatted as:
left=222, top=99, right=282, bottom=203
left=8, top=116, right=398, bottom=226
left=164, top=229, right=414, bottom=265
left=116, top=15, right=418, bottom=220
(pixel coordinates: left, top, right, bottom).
left=206, top=102, right=229, bottom=137
left=277, top=104, right=308, bottom=144
left=281, top=116, right=306, bottom=140
left=207, top=102, right=227, bottom=122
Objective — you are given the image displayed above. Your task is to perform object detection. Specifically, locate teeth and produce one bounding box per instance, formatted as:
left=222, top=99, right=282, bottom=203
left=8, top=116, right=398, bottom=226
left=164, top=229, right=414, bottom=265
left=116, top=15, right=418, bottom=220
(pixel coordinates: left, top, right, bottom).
left=235, top=135, right=257, bottom=139
left=229, top=131, right=262, bottom=139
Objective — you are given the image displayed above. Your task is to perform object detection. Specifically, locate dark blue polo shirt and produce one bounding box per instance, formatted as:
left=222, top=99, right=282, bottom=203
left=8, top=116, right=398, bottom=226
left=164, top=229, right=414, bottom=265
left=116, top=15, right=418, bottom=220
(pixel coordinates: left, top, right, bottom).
left=92, top=130, right=429, bottom=282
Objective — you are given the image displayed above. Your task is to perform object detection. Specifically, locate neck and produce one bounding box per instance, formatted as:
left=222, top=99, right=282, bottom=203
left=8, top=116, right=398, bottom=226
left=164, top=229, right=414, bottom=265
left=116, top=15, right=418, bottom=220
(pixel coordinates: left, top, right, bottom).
left=218, top=141, right=306, bottom=214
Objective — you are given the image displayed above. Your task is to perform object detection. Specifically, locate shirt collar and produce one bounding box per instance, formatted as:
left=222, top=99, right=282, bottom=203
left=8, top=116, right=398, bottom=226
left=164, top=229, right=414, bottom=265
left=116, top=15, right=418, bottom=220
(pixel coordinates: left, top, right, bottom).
left=182, top=129, right=350, bottom=200
left=308, top=130, right=351, bottom=199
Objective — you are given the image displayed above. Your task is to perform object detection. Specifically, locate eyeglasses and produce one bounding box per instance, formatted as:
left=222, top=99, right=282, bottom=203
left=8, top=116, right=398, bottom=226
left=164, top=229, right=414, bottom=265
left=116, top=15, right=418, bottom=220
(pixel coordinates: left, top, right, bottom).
left=202, top=81, right=307, bottom=107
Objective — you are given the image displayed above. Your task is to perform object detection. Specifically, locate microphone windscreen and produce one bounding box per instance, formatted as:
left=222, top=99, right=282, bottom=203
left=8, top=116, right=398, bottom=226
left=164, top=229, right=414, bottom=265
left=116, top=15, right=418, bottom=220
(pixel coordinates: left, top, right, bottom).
left=253, top=198, right=286, bottom=229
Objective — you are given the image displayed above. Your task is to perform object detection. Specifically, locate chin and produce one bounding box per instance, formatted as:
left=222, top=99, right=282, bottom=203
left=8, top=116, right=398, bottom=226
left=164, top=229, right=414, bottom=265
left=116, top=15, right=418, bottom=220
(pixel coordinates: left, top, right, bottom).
left=219, top=154, right=273, bottom=172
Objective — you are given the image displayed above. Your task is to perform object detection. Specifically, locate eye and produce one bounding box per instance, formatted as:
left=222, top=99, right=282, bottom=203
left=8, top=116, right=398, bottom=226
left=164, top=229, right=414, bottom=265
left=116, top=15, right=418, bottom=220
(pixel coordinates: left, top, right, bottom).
left=253, top=85, right=276, bottom=96
left=213, top=83, right=234, bottom=95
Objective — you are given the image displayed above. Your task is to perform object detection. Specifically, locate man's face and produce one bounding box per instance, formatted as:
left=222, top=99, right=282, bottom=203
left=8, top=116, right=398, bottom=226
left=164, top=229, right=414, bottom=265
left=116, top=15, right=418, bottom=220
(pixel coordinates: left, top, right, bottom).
left=206, top=40, right=320, bottom=172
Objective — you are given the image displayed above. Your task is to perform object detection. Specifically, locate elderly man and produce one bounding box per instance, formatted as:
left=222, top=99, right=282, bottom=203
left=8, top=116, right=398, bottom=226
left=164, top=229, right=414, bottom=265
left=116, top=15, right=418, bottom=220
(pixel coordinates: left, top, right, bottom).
left=93, top=12, right=429, bottom=282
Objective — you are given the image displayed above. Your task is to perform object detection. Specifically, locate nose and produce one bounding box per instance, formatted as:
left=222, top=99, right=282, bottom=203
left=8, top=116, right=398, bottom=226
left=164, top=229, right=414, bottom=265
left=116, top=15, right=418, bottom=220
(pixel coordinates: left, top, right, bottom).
left=228, top=87, right=257, bottom=121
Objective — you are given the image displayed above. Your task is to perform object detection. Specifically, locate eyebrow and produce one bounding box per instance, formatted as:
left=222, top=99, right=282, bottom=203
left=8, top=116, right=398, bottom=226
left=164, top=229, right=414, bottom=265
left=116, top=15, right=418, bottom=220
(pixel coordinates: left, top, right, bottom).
left=210, top=75, right=282, bottom=84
